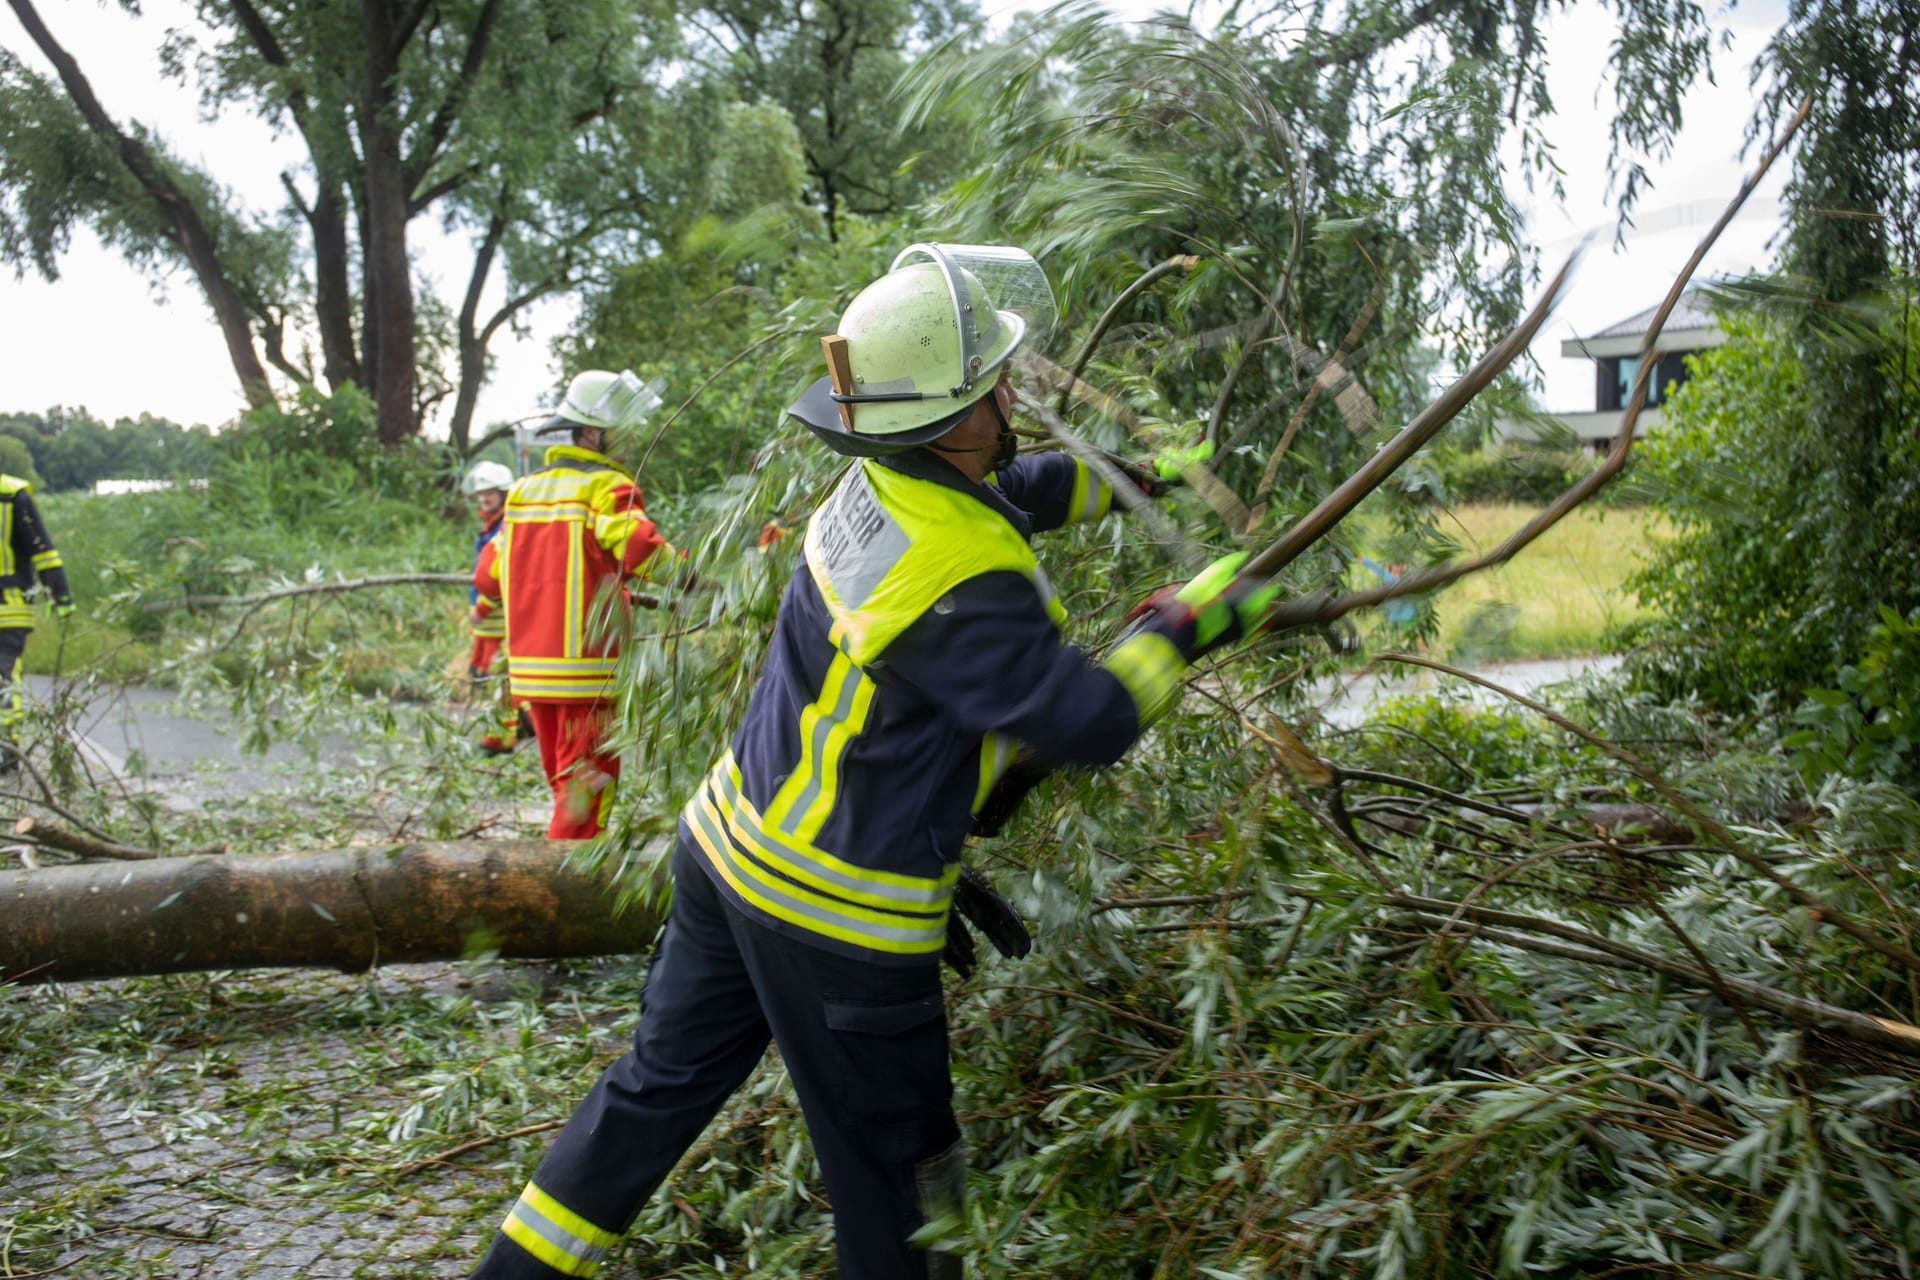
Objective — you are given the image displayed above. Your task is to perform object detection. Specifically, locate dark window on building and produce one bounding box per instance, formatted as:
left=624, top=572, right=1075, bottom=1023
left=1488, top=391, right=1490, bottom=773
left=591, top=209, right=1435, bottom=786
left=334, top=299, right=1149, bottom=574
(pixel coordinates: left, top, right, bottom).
left=1597, top=351, right=1695, bottom=411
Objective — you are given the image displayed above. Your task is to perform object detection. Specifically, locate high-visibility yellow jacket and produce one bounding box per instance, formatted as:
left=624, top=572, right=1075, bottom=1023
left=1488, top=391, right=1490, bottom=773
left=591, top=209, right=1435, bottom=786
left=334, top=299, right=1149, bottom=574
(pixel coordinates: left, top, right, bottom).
left=479, top=445, right=674, bottom=701
left=681, top=449, right=1190, bottom=963
left=0, top=475, right=71, bottom=631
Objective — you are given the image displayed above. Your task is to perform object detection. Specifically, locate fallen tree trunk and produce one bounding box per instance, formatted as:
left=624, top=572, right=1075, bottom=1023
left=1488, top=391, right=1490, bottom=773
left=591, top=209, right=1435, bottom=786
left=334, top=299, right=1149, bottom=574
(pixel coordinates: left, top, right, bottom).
left=0, top=839, right=663, bottom=985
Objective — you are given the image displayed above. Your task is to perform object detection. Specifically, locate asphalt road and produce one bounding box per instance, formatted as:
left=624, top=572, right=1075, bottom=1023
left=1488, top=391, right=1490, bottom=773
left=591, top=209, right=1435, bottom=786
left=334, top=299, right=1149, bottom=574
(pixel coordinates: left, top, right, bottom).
left=21, top=674, right=358, bottom=805
left=1308, top=654, right=1623, bottom=729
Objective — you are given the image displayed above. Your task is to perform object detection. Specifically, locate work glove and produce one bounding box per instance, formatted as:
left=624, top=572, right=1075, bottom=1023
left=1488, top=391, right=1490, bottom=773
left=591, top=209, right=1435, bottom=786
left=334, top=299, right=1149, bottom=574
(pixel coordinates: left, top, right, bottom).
left=943, top=864, right=1032, bottom=978
left=53, top=598, right=75, bottom=620
left=1152, top=438, right=1216, bottom=481
left=1128, top=551, right=1282, bottom=662
left=1100, top=451, right=1177, bottom=500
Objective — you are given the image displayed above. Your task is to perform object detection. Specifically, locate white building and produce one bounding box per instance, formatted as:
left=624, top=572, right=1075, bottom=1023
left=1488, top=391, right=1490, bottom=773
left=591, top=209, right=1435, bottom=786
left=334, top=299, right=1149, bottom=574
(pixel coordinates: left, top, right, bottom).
left=1551, top=291, right=1725, bottom=448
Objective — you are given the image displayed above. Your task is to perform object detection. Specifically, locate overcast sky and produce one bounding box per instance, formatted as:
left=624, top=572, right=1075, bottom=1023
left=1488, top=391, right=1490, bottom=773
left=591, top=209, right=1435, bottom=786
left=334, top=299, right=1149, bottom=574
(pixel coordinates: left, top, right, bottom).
left=0, top=0, right=1790, bottom=432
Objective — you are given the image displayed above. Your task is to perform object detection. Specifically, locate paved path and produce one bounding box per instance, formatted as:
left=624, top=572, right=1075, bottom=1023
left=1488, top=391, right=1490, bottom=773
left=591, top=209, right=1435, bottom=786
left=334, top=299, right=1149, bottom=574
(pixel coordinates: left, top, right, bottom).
left=6, top=964, right=554, bottom=1279
left=22, top=675, right=373, bottom=806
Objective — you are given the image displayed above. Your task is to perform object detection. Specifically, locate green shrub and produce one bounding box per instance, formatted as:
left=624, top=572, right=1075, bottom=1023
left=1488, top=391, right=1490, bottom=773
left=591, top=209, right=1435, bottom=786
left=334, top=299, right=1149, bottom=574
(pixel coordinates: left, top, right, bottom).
left=1433, top=445, right=1608, bottom=506
left=1785, top=605, right=1920, bottom=794
left=1623, top=306, right=1920, bottom=711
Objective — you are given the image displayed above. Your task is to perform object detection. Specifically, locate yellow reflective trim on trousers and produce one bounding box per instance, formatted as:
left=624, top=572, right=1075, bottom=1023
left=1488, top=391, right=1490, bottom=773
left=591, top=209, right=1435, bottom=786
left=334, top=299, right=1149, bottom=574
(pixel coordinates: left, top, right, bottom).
left=501, top=1181, right=617, bottom=1276
left=684, top=771, right=948, bottom=954
left=712, top=757, right=955, bottom=904
left=2, top=645, right=22, bottom=727
left=763, top=653, right=876, bottom=843
left=1102, top=630, right=1187, bottom=725
left=508, top=679, right=610, bottom=699
left=510, top=656, right=618, bottom=673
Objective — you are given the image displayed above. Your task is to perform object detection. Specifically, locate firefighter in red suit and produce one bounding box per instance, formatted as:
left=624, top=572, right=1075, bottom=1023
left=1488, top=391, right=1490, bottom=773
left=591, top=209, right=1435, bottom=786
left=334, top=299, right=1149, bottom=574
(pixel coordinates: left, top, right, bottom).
left=476, top=371, right=680, bottom=838
left=463, top=460, right=526, bottom=755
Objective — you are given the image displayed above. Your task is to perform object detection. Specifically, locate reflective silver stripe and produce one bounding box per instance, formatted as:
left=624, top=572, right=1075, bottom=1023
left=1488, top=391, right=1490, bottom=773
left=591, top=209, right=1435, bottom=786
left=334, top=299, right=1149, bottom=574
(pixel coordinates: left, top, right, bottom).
left=777, top=658, right=869, bottom=836
left=712, top=767, right=951, bottom=906
left=688, top=783, right=949, bottom=949
left=507, top=1198, right=611, bottom=1267
left=1073, top=462, right=1107, bottom=522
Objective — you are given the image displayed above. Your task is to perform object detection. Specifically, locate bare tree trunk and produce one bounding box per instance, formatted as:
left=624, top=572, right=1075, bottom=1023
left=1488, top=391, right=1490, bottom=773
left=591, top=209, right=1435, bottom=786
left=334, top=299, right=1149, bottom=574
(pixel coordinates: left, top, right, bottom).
left=309, top=183, right=364, bottom=393
left=359, top=0, right=417, bottom=445
left=0, top=840, right=664, bottom=985
left=7, top=0, right=276, bottom=411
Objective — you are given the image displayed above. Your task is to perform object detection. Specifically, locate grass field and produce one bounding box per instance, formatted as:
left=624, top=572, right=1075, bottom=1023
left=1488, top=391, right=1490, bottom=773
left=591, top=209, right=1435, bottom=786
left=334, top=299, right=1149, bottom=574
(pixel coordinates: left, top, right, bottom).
left=1361, top=502, right=1669, bottom=661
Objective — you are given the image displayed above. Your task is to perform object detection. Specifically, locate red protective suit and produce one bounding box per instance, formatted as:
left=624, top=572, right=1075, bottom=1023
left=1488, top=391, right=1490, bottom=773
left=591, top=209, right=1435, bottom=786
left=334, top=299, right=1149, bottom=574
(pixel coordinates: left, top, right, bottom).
left=477, top=444, right=675, bottom=838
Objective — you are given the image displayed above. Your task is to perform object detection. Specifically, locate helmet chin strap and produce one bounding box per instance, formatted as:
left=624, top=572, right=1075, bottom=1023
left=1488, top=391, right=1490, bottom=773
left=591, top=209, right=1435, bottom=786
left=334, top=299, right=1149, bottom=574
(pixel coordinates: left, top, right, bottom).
left=927, top=392, right=1017, bottom=471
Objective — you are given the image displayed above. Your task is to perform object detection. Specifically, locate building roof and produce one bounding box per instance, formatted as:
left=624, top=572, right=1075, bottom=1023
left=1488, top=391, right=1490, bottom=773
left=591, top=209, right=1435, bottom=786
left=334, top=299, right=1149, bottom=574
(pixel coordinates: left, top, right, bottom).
left=1583, top=289, right=1717, bottom=340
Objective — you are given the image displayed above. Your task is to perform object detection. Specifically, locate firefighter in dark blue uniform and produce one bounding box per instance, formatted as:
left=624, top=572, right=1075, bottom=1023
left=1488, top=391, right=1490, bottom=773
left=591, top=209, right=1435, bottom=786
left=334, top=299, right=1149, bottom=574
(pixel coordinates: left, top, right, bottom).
left=470, top=244, right=1281, bottom=1280
left=0, top=474, right=74, bottom=772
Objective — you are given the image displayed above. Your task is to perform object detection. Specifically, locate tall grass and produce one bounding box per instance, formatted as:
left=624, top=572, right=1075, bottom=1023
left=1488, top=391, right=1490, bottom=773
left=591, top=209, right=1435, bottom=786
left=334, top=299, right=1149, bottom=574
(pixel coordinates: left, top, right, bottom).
left=1357, top=502, right=1670, bottom=660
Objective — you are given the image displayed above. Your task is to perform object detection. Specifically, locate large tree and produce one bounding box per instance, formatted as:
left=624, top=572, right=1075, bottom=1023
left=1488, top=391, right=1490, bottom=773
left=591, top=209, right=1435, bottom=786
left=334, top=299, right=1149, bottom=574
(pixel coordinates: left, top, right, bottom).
left=0, top=0, right=692, bottom=449
left=682, top=0, right=978, bottom=241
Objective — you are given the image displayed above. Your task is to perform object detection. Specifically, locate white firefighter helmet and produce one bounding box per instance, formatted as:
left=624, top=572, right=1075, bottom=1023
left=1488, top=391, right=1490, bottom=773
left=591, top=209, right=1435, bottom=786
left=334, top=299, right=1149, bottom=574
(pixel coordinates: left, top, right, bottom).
left=788, top=243, right=1056, bottom=455
left=461, top=460, right=514, bottom=495
left=538, top=369, right=664, bottom=434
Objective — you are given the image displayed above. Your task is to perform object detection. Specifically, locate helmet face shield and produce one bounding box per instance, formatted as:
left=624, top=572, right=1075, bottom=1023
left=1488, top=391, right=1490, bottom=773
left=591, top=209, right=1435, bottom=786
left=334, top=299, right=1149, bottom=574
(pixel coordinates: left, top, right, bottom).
left=541, top=369, right=665, bottom=433
left=790, top=242, right=1056, bottom=453
left=890, top=243, right=1057, bottom=389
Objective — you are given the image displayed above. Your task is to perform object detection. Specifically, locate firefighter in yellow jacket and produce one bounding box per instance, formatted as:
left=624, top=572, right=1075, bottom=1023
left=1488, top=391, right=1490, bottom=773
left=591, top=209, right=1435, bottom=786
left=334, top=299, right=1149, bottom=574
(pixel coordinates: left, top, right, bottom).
left=470, top=246, right=1282, bottom=1278
left=0, top=474, right=75, bottom=772
left=478, top=371, right=679, bottom=838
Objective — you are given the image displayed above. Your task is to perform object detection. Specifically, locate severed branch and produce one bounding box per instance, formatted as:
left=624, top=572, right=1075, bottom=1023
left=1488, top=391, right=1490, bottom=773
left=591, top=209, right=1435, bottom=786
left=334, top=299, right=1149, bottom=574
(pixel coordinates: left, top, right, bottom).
left=1378, top=653, right=1920, bottom=978
left=1395, top=900, right=1920, bottom=1063
left=142, top=574, right=662, bottom=614
left=11, top=815, right=177, bottom=862
left=1247, top=90, right=1815, bottom=629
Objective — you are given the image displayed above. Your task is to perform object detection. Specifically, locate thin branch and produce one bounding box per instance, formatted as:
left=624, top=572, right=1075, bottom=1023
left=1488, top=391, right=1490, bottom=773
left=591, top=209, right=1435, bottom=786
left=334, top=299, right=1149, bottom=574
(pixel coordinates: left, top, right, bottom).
left=141, top=573, right=666, bottom=614
left=11, top=816, right=174, bottom=862
left=1384, top=653, right=1920, bottom=977
left=1055, top=255, right=1201, bottom=414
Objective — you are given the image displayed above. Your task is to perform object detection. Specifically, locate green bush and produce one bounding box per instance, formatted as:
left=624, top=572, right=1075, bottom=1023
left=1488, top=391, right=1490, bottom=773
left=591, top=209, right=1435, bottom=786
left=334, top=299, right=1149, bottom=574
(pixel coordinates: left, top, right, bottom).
left=1785, top=605, right=1920, bottom=795
left=1432, top=445, right=1616, bottom=506
left=25, top=388, right=476, bottom=696
left=1623, top=306, right=1920, bottom=711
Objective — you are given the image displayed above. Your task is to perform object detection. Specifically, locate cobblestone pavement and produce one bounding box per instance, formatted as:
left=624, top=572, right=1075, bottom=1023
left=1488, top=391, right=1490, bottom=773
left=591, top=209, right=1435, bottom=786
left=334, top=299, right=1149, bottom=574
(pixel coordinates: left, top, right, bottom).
left=6, top=962, right=640, bottom=1280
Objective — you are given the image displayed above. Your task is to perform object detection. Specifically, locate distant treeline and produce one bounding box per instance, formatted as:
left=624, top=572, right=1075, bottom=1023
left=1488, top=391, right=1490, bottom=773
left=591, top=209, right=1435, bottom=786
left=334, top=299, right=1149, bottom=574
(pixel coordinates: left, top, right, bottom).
left=0, top=408, right=217, bottom=492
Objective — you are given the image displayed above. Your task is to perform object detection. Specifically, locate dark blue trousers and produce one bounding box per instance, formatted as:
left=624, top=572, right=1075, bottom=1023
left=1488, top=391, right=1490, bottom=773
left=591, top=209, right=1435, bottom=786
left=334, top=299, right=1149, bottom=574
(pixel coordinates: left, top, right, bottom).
left=472, top=835, right=962, bottom=1279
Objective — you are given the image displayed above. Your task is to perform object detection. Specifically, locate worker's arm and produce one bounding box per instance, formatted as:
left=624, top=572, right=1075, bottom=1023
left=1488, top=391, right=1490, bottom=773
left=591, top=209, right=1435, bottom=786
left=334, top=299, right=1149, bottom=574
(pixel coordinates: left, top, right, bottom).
left=992, top=452, right=1112, bottom=533
left=994, top=451, right=1170, bottom=534
left=13, top=488, right=72, bottom=613
left=878, top=570, right=1180, bottom=767
left=472, top=538, right=502, bottom=623
left=593, top=477, right=676, bottom=582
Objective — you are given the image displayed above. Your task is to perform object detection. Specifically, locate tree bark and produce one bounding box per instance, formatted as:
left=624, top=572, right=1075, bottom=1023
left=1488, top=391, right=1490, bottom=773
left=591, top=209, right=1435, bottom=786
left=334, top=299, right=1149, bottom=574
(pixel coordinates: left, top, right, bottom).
left=359, top=0, right=418, bottom=445
left=309, top=182, right=365, bottom=393
left=7, top=0, right=276, bottom=411
left=0, top=840, right=663, bottom=985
